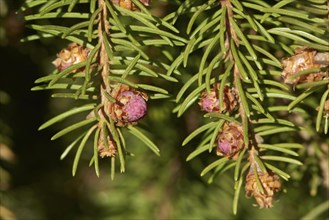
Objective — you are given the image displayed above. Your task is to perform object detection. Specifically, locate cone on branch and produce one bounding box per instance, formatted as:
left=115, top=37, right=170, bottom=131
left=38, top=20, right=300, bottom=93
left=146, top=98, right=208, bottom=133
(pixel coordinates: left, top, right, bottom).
left=199, top=83, right=238, bottom=113
left=52, top=43, right=89, bottom=72
left=281, top=47, right=329, bottom=85
left=216, top=122, right=244, bottom=159
left=97, top=132, right=117, bottom=158
left=107, top=84, right=148, bottom=126
left=245, top=171, right=281, bottom=208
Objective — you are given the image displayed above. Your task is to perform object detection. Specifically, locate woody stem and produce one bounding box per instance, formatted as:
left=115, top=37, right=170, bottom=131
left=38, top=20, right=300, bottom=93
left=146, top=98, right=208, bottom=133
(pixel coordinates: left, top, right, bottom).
left=98, top=0, right=111, bottom=116
left=222, top=0, right=252, bottom=149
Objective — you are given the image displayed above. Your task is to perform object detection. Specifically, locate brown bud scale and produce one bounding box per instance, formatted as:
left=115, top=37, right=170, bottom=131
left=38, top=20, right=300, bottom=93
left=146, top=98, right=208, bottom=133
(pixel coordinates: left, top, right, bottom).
left=52, top=43, right=89, bottom=72
left=97, top=132, right=117, bottom=158
left=281, top=48, right=329, bottom=85
left=245, top=172, right=281, bottom=208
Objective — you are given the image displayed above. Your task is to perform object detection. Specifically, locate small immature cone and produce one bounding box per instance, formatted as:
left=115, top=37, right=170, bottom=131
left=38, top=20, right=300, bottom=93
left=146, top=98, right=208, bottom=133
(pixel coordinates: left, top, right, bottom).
left=199, top=83, right=237, bottom=113
left=109, top=84, right=148, bottom=126
left=245, top=172, right=281, bottom=208
left=281, top=48, right=329, bottom=85
left=52, top=43, right=89, bottom=72
left=216, top=122, right=244, bottom=159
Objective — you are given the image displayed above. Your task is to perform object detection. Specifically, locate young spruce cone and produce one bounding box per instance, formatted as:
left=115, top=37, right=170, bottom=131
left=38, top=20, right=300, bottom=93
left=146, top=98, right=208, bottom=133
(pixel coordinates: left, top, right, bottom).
left=52, top=43, right=89, bottom=72
left=245, top=172, right=281, bottom=208
left=281, top=48, right=329, bottom=85
left=109, top=84, right=148, bottom=126
left=216, top=122, right=244, bottom=159
left=199, top=83, right=237, bottom=113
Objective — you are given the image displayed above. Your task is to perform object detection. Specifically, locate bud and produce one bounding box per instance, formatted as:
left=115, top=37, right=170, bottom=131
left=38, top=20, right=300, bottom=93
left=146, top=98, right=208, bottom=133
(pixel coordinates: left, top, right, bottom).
left=199, top=84, right=237, bottom=113
left=52, top=43, right=89, bottom=72
left=281, top=48, right=329, bottom=85
left=245, top=172, right=281, bottom=208
left=109, top=84, right=148, bottom=126
left=216, top=122, right=244, bottom=159
left=98, top=133, right=117, bottom=158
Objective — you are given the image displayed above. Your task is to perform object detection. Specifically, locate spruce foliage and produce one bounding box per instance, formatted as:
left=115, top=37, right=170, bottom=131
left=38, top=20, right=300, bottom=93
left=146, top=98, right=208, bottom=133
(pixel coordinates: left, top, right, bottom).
left=14, top=0, right=329, bottom=216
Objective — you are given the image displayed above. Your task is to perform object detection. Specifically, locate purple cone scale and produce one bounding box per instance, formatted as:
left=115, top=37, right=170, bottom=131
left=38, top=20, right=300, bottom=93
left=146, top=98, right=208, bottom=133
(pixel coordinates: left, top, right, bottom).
left=216, top=122, right=244, bottom=159
left=110, top=85, right=148, bottom=126
left=199, top=91, right=220, bottom=112
left=119, top=91, right=147, bottom=122
left=199, top=83, right=237, bottom=113
left=218, top=140, right=231, bottom=155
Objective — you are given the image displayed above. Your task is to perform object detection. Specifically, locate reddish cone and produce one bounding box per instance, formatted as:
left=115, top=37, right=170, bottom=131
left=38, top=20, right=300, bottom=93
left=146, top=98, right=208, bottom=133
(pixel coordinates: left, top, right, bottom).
left=199, top=84, right=237, bottom=113
left=216, top=122, right=244, bottom=159
left=108, top=84, right=148, bottom=126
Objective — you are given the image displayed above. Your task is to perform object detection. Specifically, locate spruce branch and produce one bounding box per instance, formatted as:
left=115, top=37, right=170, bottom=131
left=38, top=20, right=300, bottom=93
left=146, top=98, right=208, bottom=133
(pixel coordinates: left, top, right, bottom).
left=18, top=0, right=329, bottom=216
left=23, top=0, right=184, bottom=178
left=173, top=0, right=328, bottom=212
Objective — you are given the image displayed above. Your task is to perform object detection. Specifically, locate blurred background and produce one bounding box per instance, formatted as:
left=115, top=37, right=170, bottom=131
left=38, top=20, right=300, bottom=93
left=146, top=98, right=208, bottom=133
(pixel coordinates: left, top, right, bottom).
left=0, top=0, right=328, bottom=219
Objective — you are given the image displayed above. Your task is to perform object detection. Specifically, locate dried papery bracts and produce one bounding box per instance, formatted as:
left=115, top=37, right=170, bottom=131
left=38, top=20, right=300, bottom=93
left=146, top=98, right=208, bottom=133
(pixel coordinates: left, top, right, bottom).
left=52, top=43, right=89, bottom=72
left=97, top=131, right=117, bottom=158
left=245, top=171, right=281, bottom=208
left=281, top=48, right=329, bottom=85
